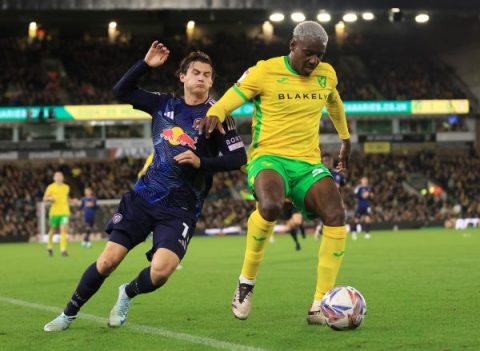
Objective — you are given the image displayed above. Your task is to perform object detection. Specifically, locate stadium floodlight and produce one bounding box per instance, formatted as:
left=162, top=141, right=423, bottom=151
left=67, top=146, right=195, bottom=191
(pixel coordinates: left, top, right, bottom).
left=186, top=20, right=195, bottom=30
left=415, top=13, right=430, bottom=23
left=362, top=12, right=375, bottom=21
left=269, top=12, right=285, bottom=22
left=343, top=13, right=357, bottom=23
left=391, top=8, right=401, bottom=13
left=336, top=21, right=345, bottom=29
left=291, top=12, right=306, bottom=22
left=317, top=12, right=331, bottom=23
left=28, top=21, right=37, bottom=40
left=108, top=21, right=117, bottom=29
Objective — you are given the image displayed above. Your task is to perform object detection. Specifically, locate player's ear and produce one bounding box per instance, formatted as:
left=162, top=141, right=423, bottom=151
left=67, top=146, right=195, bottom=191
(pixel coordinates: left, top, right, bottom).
left=179, top=73, right=186, bottom=83
left=289, top=38, right=296, bottom=51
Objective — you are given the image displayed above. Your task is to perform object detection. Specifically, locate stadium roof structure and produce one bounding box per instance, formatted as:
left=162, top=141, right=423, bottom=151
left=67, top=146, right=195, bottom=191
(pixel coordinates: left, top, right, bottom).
left=1, top=0, right=480, bottom=11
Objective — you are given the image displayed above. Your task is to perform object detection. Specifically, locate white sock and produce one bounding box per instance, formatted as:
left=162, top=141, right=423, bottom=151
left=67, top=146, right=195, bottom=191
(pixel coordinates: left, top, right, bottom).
left=311, top=299, right=322, bottom=311
left=239, top=275, right=256, bottom=286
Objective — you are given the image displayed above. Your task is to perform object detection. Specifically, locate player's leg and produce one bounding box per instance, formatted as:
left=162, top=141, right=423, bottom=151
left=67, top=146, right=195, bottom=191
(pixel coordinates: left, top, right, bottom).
left=298, top=214, right=306, bottom=239
left=291, top=212, right=304, bottom=248
left=234, top=166, right=287, bottom=320
left=59, top=216, right=69, bottom=256
left=303, top=177, right=346, bottom=325
left=351, top=214, right=359, bottom=240
left=287, top=217, right=301, bottom=251
left=83, top=221, right=93, bottom=248
left=109, top=217, right=192, bottom=327
left=44, top=240, right=129, bottom=331
left=47, top=218, right=57, bottom=256
left=364, top=213, right=371, bottom=239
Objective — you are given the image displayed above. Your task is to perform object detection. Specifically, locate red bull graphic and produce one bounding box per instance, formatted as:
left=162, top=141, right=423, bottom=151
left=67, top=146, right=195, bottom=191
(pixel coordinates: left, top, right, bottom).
left=160, top=127, right=198, bottom=150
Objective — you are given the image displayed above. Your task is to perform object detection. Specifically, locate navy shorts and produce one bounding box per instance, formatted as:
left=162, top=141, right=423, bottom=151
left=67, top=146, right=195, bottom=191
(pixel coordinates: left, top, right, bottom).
left=105, top=191, right=196, bottom=260
left=355, top=206, right=371, bottom=217
left=84, top=218, right=94, bottom=227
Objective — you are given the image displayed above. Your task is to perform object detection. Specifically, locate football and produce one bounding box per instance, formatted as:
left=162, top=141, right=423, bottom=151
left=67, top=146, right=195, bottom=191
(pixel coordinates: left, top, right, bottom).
left=321, top=286, right=367, bottom=331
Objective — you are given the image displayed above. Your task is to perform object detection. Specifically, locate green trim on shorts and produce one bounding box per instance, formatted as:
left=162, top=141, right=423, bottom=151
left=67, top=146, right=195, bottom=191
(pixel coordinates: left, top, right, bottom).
left=247, top=155, right=332, bottom=219
left=49, top=215, right=69, bottom=228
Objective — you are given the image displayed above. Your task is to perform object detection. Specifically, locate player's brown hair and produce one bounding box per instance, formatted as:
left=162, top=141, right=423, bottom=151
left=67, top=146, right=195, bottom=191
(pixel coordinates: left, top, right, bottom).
left=176, top=51, right=215, bottom=79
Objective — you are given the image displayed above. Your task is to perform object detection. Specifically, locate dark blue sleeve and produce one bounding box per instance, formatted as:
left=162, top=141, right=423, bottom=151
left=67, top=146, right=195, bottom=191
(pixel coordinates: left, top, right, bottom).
left=340, top=174, right=347, bottom=187
left=113, top=59, right=167, bottom=115
left=199, top=116, right=247, bottom=172
left=80, top=198, right=85, bottom=209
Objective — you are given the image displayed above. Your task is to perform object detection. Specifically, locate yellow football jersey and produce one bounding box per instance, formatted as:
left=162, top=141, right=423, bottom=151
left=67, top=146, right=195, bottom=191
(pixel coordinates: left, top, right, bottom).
left=207, top=56, right=349, bottom=164
left=45, top=183, right=70, bottom=216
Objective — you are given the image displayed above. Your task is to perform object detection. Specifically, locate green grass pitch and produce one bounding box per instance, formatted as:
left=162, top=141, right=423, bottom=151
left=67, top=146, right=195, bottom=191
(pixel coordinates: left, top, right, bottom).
left=1, top=228, right=479, bottom=351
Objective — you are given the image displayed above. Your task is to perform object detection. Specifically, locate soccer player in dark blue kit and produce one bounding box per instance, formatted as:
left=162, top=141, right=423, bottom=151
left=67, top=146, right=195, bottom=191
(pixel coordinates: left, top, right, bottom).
left=44, top=41, right=247, bottom=331
left=352, top=176, right=373, bottom=240
left=80, top=187, right=97, bottom=248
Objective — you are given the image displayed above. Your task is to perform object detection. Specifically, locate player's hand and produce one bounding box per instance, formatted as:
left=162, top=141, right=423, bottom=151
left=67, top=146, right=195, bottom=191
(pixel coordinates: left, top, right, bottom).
left=194, top=115, right=225, bottom=139
left=144, top=41, right=170, bottom=68
left=336, top=139, right=351, bottom=172
left=174, top=150, right=201, bottom=168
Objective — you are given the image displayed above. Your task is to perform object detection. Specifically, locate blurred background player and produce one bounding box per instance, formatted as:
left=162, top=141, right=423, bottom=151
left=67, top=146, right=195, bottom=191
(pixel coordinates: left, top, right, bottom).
left=79, top=187, right=97, bottom=248
left=44, top=41, right=246, bottom=332
left=281, top=200, right=304, bottom=251
left=43, top=171, right=70, bottom=257
left=352, top=176, right=373, bottom=240
left=314, top=153, right=347, bottom=240
left=198, top=21, right=350, bottom=324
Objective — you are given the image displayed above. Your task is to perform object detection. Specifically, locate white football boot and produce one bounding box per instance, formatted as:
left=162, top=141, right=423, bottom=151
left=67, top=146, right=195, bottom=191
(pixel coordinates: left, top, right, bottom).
left=108, top=284, right=131, bottom=327
left=44, top=313, right=77, bottom=332
left=232, top=281, right=254, bottom=320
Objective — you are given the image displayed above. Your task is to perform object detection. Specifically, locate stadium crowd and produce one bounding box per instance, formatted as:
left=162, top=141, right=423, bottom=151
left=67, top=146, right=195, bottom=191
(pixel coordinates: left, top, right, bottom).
left=0, top=32, right=470, bottom=107
left=0, top=150, right=478, bottom=239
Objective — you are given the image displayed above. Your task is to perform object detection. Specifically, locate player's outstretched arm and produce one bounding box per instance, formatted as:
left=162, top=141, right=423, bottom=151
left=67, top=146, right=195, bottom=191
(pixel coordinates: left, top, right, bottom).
left=113, top=41, right=170, bottom=114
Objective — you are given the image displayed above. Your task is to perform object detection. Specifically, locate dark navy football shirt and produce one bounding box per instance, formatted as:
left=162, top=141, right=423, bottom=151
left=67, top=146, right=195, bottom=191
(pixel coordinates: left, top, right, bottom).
left=113, top=60, right=246, bottom=219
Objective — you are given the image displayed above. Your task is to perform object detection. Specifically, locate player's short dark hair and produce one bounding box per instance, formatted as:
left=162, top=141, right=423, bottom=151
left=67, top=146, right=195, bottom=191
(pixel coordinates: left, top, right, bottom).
left=322, top=153, right=332, bottom=159
left=176, top=51, right=215, bottom=78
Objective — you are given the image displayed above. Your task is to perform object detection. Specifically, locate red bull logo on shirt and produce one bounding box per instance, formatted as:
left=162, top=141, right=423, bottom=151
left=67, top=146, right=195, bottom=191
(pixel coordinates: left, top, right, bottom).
left=160, top=127, right=198, bottom=150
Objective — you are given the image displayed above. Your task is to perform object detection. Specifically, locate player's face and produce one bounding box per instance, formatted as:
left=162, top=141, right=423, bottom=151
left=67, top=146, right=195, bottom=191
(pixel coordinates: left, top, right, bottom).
left=53, top=172, right=64, bottom=184
left=180, top=61, right=213, bottom=97
left=361, top=177, right=369, bottom=186
left=85, top=188, right=93, bottom=197
left=289, top=37, right=326, bottom=76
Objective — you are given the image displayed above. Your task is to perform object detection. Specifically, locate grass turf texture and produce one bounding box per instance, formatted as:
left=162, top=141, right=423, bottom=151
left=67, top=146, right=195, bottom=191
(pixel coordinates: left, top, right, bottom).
left=0, top=228, right=479, bottom=351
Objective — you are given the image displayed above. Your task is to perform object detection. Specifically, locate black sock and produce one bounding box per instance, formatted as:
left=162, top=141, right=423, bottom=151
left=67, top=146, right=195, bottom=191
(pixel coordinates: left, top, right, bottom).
left=299, top=224, right=306, bottom=238
left=64, top=263, right=107, bottom=316
left=290, top=227, right=299, bottom=244
left=84, top=227, right=91, bottom=242
left=124, top=267, right=162, bottom=299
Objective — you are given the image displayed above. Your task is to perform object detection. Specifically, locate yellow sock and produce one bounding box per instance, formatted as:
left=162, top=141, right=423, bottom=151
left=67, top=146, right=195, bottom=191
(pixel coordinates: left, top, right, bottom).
left=60, top=229, right=68, bottom=252
left=240, top=209, right=276, bottom=281
left=47, top=229, right=54, bottom=250
left=314, top=225, right=346, bottom=301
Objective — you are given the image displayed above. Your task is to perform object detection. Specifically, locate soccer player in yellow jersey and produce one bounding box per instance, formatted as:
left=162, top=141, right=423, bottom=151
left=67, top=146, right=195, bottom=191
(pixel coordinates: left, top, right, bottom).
left=196, top=21, right=351, bottom=325
left=43, top=171, right=71, bottom=257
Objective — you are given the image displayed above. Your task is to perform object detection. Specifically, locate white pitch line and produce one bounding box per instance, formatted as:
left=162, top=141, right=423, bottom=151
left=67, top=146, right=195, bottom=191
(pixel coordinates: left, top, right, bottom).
left=0, top=295, right=266, bottom=351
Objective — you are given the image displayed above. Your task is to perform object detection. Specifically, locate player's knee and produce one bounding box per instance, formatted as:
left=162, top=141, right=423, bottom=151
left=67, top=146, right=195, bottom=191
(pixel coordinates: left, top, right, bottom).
left=96, top=257, right=121, bottom=275
left=323, top=207, right=346, bottom=226
left=258, top=200, right=283, bottom=221
left=150, top=263, right=176, bottom=286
